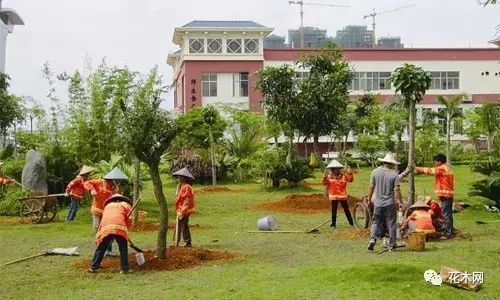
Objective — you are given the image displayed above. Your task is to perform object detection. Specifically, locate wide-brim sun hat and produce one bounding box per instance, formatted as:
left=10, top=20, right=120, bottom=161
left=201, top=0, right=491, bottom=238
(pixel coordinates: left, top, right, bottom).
left=103, top=167, right=129, bottom=180
left=377, top=153, right=400, bottom=165
left=103, top=194, right=132, bottom=207
left=411, top=200, right=430, bottom=209
left=172, top=167, right=195, bottom=180
left=78, top=165, right=94, bottom=176
left=326, top=159, right=344, bottom=169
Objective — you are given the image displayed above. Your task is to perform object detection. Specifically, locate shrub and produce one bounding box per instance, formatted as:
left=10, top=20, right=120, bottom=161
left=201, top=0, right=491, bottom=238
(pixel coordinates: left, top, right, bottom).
left=284, top=158, right=314, bottom=187
left=470, top=172, right=500, bottom=208
left=170, top=156, right=214, bottom=184
left=0, top=186, right=25, bottom=216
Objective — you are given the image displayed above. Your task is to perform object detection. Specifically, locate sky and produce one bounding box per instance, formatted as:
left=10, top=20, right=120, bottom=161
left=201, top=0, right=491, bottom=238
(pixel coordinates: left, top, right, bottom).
left=4, top=0, right=500, bottom=110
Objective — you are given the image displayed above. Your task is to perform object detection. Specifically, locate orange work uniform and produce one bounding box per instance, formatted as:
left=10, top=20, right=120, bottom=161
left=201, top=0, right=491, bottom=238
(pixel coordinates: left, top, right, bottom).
left=65, top=176, right=86, bottom=200
left=416, top=164, right=454, bottom=198
left=84, top=179, right=117, bottom=217
left=95, top=201, right=132, bottom=245
left=322, top=172, right=354, bottom=201
left=0, top=176, right=12, bottom=186
left=427, top=200, right=443, bottom=220
left=407, top=209, right=435, bottom=233
left=175, top=183, right=195, bottom=216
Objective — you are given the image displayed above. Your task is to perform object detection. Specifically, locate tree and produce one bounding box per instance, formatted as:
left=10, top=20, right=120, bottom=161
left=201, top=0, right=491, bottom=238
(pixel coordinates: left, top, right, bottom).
left=21, top=96, right=46, bottom=133
left=435, top=94, right=466, bottom=165
left=120, top=68, right=177, bottom=259
left=174, top=107, right=226, bottom=150
left=389, top=64, right=431, bottom=204
left=202, top=105, right=219, bottom=186
left=0, top=73, right=23, bottom=147
left=256, top=65, right=300, bottom=167
left=295, top=43, right=353, bottom=163
left=465, top=103, right=500, bottom=153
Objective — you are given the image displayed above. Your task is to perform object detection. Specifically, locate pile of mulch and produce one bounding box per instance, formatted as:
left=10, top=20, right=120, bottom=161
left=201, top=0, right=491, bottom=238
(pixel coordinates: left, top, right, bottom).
left=130, top=222, right=209, bottom=232
left=334, top=228, right=370, bottom=240
left=257, top=194, right=360, bottom=214
left=74, top=247, right=235, bottom=272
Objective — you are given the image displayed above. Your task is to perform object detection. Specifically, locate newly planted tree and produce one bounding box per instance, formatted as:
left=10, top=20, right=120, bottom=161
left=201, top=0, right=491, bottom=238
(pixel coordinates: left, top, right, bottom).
left=389, top=64, right=431, bottom=204
left=435, top=94, right=466, bottom=165
left=120, top=68, right=177, bottom=258
left=202, top=105, right=219, bottom=186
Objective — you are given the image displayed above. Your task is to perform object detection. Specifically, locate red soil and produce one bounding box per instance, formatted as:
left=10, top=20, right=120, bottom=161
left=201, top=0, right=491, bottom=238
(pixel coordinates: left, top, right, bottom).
left=197, top=186, right=233, bottom=194
left=334, top=228, right=370, bottom=240
left=74, top=247, right=235, bottom=272
left=257, top=194, right=360, bottom=214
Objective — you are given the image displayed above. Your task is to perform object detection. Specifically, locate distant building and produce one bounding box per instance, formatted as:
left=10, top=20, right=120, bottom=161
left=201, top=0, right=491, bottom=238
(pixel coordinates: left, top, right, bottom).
left=288, top=27, right=327, bottom=48
left=377, top=36, right=403, bottom=48
left=0, top=1, right=24, bottom=72
left=264, top=34, right=286, bottom=49
left=335, top=25, right=374, bottom=48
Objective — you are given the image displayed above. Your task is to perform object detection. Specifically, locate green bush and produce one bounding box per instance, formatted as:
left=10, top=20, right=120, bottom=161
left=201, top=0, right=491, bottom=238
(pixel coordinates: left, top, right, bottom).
left=470, top=157, right=500, bottom=208
left=451, top=143, right=475, bottom=164
left=0, top=186, right=25, bottom=216
left=284, top=158, right=314, bottom=187
left=170, top=156, right=215, bottom=184
left=0, top=157, right=25, bottom=182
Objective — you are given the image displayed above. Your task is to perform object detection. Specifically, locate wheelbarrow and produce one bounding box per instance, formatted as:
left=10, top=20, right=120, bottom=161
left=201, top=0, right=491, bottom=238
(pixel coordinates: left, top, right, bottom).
left=18, top=193, right=65, bottom=224
left=352, top=196, right=410, bottom=229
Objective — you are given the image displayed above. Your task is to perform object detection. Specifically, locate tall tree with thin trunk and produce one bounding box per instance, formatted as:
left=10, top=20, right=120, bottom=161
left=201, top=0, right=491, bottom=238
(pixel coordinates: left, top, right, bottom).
left=435, top=94, right=466, bottom=165
left=389, top=64, right=431, bottom=204
left=202, top=105, right=219, bottom=186
left=120, top=68, right=177, bottom=259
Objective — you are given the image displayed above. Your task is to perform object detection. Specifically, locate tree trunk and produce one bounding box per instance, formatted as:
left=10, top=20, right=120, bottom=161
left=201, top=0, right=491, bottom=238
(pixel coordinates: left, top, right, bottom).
left=407, top=102, right=416, bottom=204
left=447, top=117, right=452, bottom=166
left=13, top=123, right=17, bottom=157
left=208, top=126, right=217, bottom=186
left=286, top=131, right=294, bottom=168
left=132, top=158, right=141, bottom=224
left=148, top=163, right=169, bottom=259
left=30, top=116, right=34, bottom=134
left=313, top=134, right=320, bottom=168
left=303, top=137, right=308, bottom=158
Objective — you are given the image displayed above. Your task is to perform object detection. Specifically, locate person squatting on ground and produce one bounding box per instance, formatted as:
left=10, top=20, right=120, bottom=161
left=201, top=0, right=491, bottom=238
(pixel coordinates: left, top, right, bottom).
left=88, top=194, right=133, bottom=274
left=425, top=196, right=444, bottom=233
left=415, top=153, right=455, bottom=239
left=400, top=197, right=436, bottom=237
left=367, top=153, right=402, bottom=251
left=64, top=165, right=93, bottom=221
left=173, top=167, right=196, bottom=247
left=322, top=159, right=354, bottom=228
left=84, top=167, right=128, bottom=256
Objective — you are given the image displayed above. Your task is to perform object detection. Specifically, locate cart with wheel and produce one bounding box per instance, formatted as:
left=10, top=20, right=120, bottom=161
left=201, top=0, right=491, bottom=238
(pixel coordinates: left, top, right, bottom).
left=352, top=196, right=410, bottom=229
left=19, top=194, right=60, bottom=224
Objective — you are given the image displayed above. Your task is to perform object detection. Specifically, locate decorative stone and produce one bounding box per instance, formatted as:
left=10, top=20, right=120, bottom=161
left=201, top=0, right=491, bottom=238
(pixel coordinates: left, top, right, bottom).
left=21, top=150, right=48, bottom=194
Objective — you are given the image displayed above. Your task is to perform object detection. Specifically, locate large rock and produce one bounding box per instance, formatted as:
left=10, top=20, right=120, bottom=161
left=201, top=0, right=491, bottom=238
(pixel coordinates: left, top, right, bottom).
left=21, top=150, right=48, bottom=194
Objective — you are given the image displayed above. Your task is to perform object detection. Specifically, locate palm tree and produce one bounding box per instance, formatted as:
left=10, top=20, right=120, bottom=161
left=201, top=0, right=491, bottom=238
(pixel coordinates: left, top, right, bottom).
left=435, top=94, right=466, bottom=165
left=389, top=64, right=431, bottom=204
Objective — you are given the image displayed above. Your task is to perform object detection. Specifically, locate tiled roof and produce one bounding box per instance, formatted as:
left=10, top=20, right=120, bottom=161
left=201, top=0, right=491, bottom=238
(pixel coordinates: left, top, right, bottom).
left=181, top=20, right=266, bottom=28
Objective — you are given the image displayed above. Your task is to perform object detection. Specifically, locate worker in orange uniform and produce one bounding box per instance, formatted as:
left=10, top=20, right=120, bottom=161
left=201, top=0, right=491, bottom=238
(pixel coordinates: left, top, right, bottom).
left=84, top=167, right=129, bottom=255
left=322, top=159, right=354, bottom=228
left=88, top=194, right=133, bottom=274
left=64, top=165, right=93, bottom=221
left=425, top=196, right=444, bottom=233
left=0, top=162, right=13, bottom=188
left=400, top=197, right=435, bottom=236
left=173, top=167, right=195, bottom=247
left=414, top=154, right=455, bottom=239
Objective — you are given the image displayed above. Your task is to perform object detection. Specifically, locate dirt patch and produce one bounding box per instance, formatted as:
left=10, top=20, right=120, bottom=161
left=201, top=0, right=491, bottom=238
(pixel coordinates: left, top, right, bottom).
left=301, top=181, right=322, bottom=186
left=335, top=228, right=370, bottom=240
left=0, top=216, right=23, bottom=224
left=196, top=186, right=246, bottom=194
left=130, top=222, right=209, bottom=232
left=74, top=247, right=235, bottom=272
left=257, top=194, right=360, bottom=214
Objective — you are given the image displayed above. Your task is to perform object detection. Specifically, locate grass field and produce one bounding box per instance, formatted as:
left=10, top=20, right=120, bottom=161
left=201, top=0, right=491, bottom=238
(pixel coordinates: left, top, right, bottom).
left=1, top=166, right=499, bottom=300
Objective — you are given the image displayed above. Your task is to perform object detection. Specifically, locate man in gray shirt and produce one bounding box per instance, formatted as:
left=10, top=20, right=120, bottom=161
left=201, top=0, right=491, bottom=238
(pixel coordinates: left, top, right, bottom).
left=367, top=153, right=402, bottom=251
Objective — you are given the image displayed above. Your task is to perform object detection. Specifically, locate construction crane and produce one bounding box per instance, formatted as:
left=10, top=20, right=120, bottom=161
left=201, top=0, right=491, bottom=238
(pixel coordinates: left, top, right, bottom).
left=363, top=4, right=415, bottom=47
left=288, top=1, right=349, bottom=48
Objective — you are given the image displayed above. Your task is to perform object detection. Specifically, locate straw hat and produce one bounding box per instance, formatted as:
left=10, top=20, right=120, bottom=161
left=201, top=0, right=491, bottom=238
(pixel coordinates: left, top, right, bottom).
left=103, top=167, right=129, bottom=180
left=411, top=200, right=430, bottom=209
left=377, top=153, right=400, bottom=165
left=103, top=194, right=132, bottom=207
left=78, top=165, right=94, bottom=176
left=326, top=159, right=344, bottom=169
left=172, top=167, right=195, bottom=180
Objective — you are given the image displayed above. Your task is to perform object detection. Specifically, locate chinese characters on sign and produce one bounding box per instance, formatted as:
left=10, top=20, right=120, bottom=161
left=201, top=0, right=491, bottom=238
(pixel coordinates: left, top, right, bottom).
left=449, top=271, right=484, bottom=285
left=190, top=79, right=197, bottom=107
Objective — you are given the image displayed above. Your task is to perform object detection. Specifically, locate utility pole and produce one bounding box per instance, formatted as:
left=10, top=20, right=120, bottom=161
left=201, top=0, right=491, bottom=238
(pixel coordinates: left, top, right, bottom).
left=288, top=1, right=348, bottom=48
left=363, top=4, right=415, bottom=48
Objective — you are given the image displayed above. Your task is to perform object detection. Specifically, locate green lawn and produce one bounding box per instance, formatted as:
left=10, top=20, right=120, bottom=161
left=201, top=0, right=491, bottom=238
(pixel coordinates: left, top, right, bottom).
left=1, top=166, right=499, bottom=300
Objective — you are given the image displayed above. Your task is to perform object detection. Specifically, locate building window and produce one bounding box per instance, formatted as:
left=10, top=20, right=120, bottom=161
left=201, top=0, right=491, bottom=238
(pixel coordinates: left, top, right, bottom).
left=233, top=73, right=249, bottom=97
left=244, top=39, right=259, bottom=53
left=350, top=72, right=391, bottom=91
left=430, top=72, right=459, bottom=90
left=227, top=39, right=242, bottom=53
left=189, top=39, right=205, bottom=53
left=207, top=39, right=222, bottom=53
left=202, top=73, right=217, bottom=97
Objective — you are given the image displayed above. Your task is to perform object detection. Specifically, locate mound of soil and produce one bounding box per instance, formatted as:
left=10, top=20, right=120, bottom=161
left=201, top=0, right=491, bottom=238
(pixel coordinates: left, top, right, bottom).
left=197, top=186, right=233, bottom=194
left=257, top=194, right=360, bottom=214
left=74, top=247, right=235, bottom=272
left=130, top=222, right=209, bottom=232
left=335, top=228, right=370, bottom=240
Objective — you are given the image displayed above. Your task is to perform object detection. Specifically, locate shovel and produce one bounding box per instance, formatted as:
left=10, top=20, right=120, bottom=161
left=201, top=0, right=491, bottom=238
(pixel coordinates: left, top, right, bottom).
left=128, top=240, right=145, bottom=266
left=1, top=247, right=80, bottom=267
